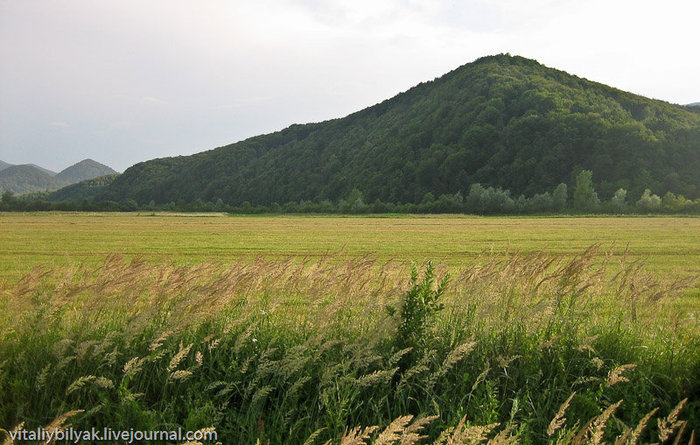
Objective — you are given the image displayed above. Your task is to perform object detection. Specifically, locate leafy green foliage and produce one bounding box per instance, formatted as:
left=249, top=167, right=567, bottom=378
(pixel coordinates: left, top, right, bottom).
left=573, top=170, right=600, bottom=211
left=387, top=262, right=449, bottom=351
left=636, top=188, right=662, bottom=212
left=609, top=188, right=627, bottom=212
left=46, top=174, right=119, bottom=202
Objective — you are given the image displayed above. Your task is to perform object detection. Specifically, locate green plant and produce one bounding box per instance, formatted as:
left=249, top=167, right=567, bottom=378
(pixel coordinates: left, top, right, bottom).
left=387, top=261, right=449, bottom=351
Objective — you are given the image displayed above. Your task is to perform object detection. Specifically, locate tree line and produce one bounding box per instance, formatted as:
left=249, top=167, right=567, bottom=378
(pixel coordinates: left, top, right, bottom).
left=3, top=170, right=698, bottom=214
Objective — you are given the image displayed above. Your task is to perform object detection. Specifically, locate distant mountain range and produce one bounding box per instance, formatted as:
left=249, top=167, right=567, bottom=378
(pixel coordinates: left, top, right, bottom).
left=0, top=159, right=117, bottom=195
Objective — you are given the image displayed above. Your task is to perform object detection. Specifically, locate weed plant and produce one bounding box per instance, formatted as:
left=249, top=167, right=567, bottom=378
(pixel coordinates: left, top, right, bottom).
left=0, top=247, right=698, bottom=444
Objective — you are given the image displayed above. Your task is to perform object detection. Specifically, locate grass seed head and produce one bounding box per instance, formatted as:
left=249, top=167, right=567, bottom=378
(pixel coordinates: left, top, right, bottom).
left=548, top=392, right=577, bottom=437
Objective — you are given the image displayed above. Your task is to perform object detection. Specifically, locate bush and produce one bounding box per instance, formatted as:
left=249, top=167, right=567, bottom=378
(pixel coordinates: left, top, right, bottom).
left=386, top=261, right=449, bottom=352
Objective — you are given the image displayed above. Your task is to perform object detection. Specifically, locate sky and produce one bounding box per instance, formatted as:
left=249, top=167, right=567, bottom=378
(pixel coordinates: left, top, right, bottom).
left=1, top=0, right=699, bottom=173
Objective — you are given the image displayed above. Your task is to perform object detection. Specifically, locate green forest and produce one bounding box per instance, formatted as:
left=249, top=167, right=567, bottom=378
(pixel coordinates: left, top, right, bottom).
left=3, top=54, right=699, bottom=214
left=2, top=169, right=699, bottom=214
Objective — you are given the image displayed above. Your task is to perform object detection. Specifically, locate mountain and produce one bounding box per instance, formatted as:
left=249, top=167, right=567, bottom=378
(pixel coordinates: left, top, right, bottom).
left=0, top=159, right=118, bottom=195
left=102, top=54, right=700, bottom=205
left=0, top=160, right=13, bottom=172
left=687, top=102, right=700, bottom=106
left=28, top=164, right=57, bottom=176
left=0, top=165, right=68, bottom=194
left=55, top=159, right=118, bottom=183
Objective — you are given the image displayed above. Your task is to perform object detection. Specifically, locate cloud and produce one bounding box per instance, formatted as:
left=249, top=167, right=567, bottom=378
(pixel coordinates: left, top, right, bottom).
left=141, top=96, right=168, bottom=105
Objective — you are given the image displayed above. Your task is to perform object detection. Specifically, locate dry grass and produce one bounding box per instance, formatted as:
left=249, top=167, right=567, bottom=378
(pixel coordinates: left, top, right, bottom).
left=1, top=245, right=694, bottom=340
left=0, top=245, right=697, bottom=444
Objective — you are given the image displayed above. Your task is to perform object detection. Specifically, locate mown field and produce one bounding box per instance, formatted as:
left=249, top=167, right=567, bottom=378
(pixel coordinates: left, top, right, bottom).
left=1, top=213, right=699, bottom=279
left=0, top=213, right=698, bottom=444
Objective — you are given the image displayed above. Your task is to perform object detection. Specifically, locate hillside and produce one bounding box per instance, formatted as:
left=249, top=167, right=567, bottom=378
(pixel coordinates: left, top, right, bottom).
left=55, top=159, right=118, bottom=183
left=103, top=54, right=700, bottom=206
left=0, top=159, right=118, bottom=195
left=0, top=160, right=13, bottom=172
left=47, top=174, right=119, bottom=202
left=28, top=164, right=57, bottom=176
left=0, top=165, right=68, bottom=194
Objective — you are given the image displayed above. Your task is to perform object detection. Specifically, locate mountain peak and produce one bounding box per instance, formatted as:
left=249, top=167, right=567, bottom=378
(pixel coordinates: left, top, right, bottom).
left=56, top=159, right=118, bottom=183
left=1, top=159, right=118, bottom=195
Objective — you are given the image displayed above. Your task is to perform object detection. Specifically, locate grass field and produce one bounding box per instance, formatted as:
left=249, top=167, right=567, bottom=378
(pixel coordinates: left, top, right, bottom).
left=1, top=213, right=698, bottom=444
left=1, top=213, right=699, bottom=280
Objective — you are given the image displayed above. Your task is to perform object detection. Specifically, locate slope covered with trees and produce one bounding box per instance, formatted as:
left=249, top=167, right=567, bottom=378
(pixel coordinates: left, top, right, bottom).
left=0, top=159, right=117, bottom=196
left=93, top=55, right=699, bottom=206
left=0, top=165, right=68, bottom=194
left=47, top=174, right=119, bottom=202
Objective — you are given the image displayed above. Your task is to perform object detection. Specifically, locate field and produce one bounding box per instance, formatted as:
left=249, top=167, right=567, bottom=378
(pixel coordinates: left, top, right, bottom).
left=1, top=213, right=698, bottom=444
left=2, top=213, right=700, bottom=279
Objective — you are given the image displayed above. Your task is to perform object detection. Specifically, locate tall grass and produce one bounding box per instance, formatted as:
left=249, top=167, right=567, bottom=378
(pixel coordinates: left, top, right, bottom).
left=0, top=247, right=697, bottom=444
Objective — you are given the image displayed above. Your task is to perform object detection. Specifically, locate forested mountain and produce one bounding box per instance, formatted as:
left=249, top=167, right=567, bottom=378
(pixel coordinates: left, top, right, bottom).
left=0, top=160, right=13, bottom=172
left=0, top=159, right=117, bottom=195
left=102, top=54, right=700, bottom=206
left=0, top=165, right=68, bottom=194
left=55, top=159, right=117, bottom=183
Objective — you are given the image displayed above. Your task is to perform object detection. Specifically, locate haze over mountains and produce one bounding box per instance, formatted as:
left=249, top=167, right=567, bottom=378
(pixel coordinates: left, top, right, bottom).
left=101, top=54, right=700, bottom=206
left=0, top=159, right=117, bottom=195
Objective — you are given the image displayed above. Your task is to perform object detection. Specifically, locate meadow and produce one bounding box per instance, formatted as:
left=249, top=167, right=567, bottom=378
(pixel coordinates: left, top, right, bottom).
left=1, top=213, right=699, bottom=278
left=0, top=213, right=698, bottom=444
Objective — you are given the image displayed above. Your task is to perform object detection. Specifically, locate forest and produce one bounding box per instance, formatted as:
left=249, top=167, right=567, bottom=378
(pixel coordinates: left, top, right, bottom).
left=2, top=169, right=699, bottom=214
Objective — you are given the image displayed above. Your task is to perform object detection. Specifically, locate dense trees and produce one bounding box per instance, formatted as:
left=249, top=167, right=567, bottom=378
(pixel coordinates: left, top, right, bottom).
left=45, top=174, right=118, bottom=202
left=95, top=54, right=699, bottom=209
left=5, top=177, right=700, bottom=214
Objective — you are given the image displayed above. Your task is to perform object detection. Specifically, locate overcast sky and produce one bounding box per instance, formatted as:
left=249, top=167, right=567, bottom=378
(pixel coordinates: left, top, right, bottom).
left=1, top=0, right=698, bottom=172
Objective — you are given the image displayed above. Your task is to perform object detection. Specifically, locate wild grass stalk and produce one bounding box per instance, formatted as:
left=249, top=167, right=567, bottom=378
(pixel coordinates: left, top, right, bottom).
left=0, top=247, right=697, bottom=444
